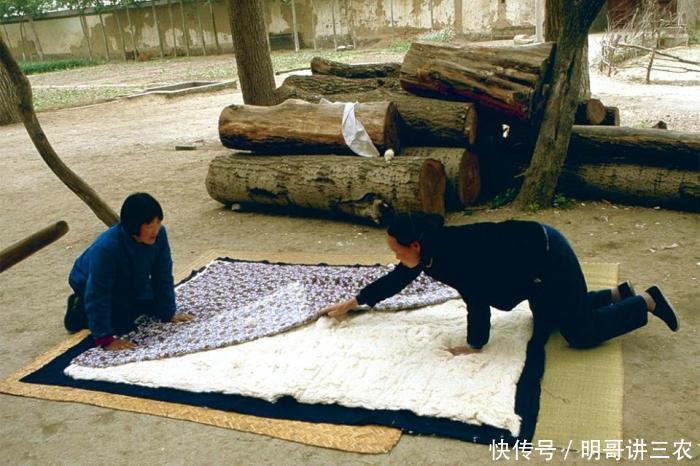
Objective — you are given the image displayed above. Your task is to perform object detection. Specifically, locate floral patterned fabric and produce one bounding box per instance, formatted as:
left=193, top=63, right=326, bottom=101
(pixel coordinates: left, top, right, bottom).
left=71, top=259, right=459, bottom=368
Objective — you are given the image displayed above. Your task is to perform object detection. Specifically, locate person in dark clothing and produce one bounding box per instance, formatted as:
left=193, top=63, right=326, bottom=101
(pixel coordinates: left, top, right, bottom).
left=321, top=212, right=679, bottom=355
left=64, top=193, right=193, bottom=351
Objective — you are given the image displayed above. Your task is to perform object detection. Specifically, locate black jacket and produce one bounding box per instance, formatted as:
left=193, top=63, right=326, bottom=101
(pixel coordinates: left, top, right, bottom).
left=356, top=220, right=549, bottom=348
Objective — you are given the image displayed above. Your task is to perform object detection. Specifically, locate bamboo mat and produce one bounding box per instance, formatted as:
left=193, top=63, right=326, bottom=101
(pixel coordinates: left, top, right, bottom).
left=0, top=251, right=623, bottom=453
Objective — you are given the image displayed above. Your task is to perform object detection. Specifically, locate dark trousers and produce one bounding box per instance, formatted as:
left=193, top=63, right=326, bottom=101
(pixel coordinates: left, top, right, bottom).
left=65, top=292, right=157, bottom=336
left=528, top=226, right=648, bottom=349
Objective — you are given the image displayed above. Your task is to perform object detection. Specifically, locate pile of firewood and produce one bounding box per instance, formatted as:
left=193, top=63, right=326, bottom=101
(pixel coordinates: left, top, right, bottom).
left=207, top=42, right=700, bottom=223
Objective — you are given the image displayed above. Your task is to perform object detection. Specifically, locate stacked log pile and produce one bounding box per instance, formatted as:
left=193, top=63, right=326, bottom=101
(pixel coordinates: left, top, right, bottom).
left=209, top=45, right=699, bottom=221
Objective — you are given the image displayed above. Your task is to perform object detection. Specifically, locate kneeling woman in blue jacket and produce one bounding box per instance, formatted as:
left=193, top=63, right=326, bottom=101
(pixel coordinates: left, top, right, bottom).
left=64, top=193, right=192, bottom=351
left=321, top=213, right=678, bottom=355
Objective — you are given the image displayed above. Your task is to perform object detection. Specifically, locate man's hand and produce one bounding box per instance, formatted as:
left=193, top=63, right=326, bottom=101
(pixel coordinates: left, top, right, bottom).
left=171, top=313, right=194, bottom=324
left=104, top=338, right=137, bottom=351
left=321, top=298, right=359, bottom=317
left=447, top=346, right=482, bottom=356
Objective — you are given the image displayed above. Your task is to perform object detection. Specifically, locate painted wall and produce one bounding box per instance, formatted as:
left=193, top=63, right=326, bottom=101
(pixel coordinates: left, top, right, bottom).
left=0, top=0, right=538, bottom=60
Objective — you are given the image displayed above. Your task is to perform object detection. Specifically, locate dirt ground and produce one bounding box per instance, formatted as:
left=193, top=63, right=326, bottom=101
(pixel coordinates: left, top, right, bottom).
left=0, top=48, right=698, bottom=465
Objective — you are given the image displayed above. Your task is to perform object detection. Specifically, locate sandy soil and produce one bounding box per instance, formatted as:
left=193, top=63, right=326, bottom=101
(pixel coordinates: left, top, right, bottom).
left=1, top=48, right=699, bottom=464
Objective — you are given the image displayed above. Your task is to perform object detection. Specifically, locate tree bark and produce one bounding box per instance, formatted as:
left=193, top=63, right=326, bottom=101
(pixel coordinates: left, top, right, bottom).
left=275, top=75, right=477, bottom=147
left=291, top=0, right=299, bottom=52
left=208, top=1, right=221, bottom=54
left=574, top=98, right=606, bottom=125
left=196, top=4, right=206, bottom=56
left=0, top=221, right=69, bottom=273
left=219, top=99, right=401, bottom=154
left=400, top=41, right=555, bottom=123
left=152, top=2, right=165, bottom=59
left=27, top=16, right=44, bottom=61
left=226, top=0, right=276, bottom=105
left=125, top=4, right=138, bottom=56
left=0, top=39, right=119, bottom=227
left=559, top=163, right=699, bottom=212
left=206, top=154, right=446, bottom=224
left=601, top=106, right=620, bottom=126
left=115, top=8, right=128, bottom=61
left=569, top=126, right=700, bottom=170
left=513, top=0, right=606, bottom=210
left=311, top=57, right=401, bottom=78
left=277, top=74, right=398, bottom=95
left=168, top=0, right=177, bottom=56
left=0, top=60, right=21, bottom=125
left=79, top=13, right=94, bottom=60
left=400, top=147, right=481, bottom=209
left=179, top=0, right=190, bottom=57
left=98, top=12, right=111, bottom=61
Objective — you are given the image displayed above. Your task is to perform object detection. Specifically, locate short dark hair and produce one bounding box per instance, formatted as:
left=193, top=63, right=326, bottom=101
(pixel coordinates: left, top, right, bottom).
left=387, top=212, right=444, bottom=246
left=120, top=193, right=163, bottom=236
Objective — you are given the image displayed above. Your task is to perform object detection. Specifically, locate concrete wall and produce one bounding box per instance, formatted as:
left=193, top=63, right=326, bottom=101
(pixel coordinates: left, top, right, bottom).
left=0, top=0, right=538, bottom=60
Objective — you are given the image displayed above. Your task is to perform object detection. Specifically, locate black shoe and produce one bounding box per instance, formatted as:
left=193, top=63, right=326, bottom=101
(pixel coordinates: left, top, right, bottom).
left=617, top=281, right=636, bottom=300
left=646, top=285, right=679, bottom=332
left=64, top=294, right=87, bottom=333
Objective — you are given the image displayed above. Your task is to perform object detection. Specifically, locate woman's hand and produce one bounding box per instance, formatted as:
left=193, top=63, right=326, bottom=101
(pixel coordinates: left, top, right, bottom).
left=171, top=313, right=194, bottom=324
left=104, top=338, right=137, bottom=351
left=447, top=346, right=482, bottom=356
left=321, top=298, right=359, bottom=317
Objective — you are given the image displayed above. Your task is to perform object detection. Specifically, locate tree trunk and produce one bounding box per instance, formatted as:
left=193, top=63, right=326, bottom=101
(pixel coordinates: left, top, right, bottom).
left=196, top=4, right=206, bottom=56
left=544, top=2, right=591, bottom=100
left=125, top=4, right=138, bottom=56
left=98, top=12, right=111, bottom=61
left=310, top=0, right=317, bottom=50
left=168, top=0, right=178, bottom=56
left=0, top=221, right=69, bottom=273
left=291, top=0, right=299, bottom=52
left=343, top=0, right=356, bottom=49
left=206, top=154, right=446, bottom=224
left=115, top=9, right=128, bottom=61
left=208, top=1, right=221, bottom=54
left=311, top=57, right=401, bottom=78
left=513, top=0, right=605, bottom=210
left=454, top=0, right=463, bottom=34
left=559, top=163, right=699, bottom=212
left=179, top=0, right=190, bottom=57
left=400, top=41, right=555, bottom=123
left=574, top=98, right=605, bottom=125
left=152, top=2, right=165, bottom=59
left=79, top=13, right=94, bottom=60
left=400, top=147, right=481, bottom=209
left=219, top=99, right=401, bottom=154
left=27, top=16, right=44, bottom=61
left=226, top=0, right=276, bottom=105
left=0, top=39, right=119, bottom=226
left=275, top=75, right=477, bottom=147
left=0, top=60, right=22, bottom=125
left=331, top=0, right=338, bottom=49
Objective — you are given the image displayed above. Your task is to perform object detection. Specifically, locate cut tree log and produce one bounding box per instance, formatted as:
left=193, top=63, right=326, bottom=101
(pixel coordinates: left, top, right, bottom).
left=575, top=98, right=606, bottom=125
left=400, top=41, right=555, bottom=123
left=601, top=106, right=620, bottom=126
left=311, top=56, right=401, bottom=78
left=568, top=126, right=700, bottom=170
left=1, top=221, right=69, bottom=273
left=276, top=74, right=399, bottom=97
left=219, top=99, right=401, bottom=154
left=400, top=147, right=481, bottom=209
left=206, top=153, right=446, bottom=224
left=276, top=75, right=477, bottom=147
left=559, top=163, right=699, bottom=212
